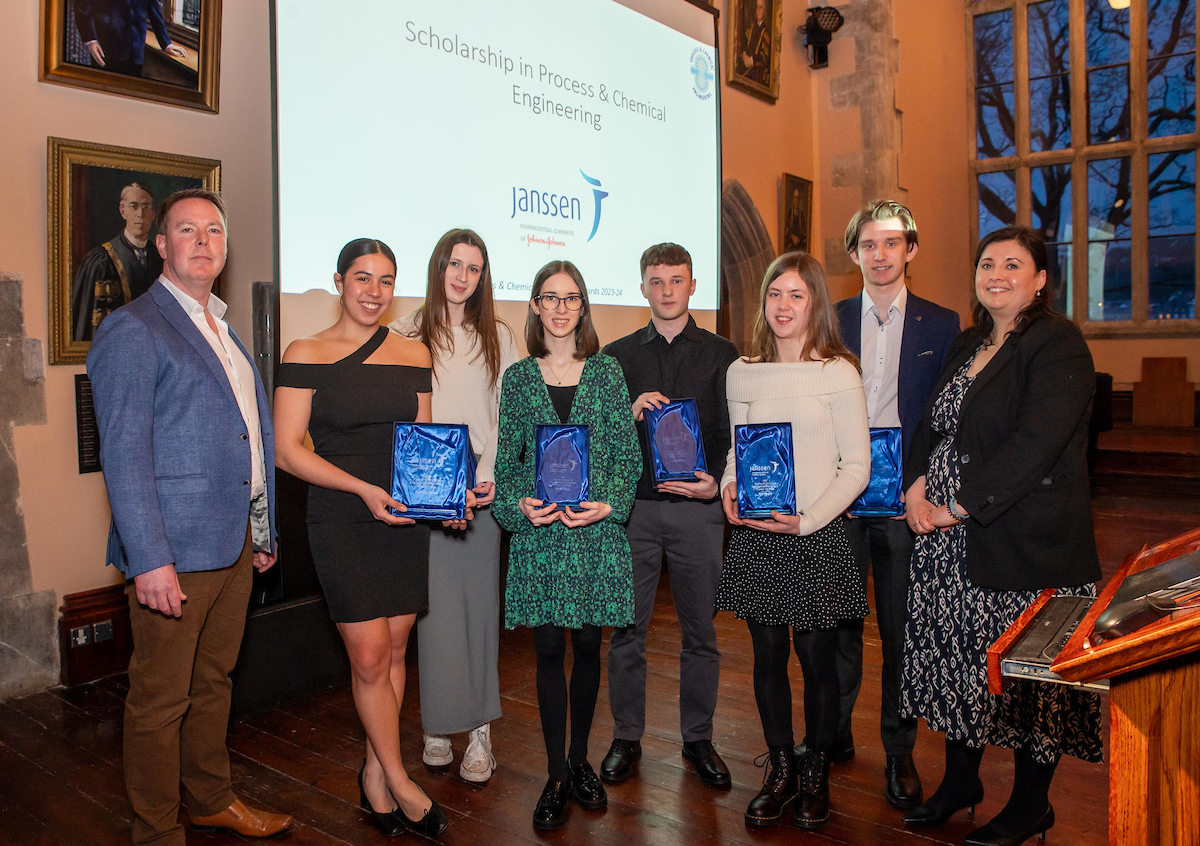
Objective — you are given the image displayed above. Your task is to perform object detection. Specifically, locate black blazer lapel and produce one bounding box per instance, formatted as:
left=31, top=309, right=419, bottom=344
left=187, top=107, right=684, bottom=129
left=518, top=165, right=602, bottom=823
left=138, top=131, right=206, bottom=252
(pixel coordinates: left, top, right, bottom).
left=897, top=301, right=925, bottom=394
left=960, top=334, right=1017, bottom=416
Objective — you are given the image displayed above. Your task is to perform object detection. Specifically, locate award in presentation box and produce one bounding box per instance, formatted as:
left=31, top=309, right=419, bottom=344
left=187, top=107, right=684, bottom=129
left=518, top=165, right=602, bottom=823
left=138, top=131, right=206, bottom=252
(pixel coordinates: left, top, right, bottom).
left=735, top=422, right=796, bottom=518
left=391, top=423, right=472, bottom=520
left=536, top=424, right=589, bottom=512
left=645, top=398, right=708, bottom=485
left=848, top=427, right=904, bottom=517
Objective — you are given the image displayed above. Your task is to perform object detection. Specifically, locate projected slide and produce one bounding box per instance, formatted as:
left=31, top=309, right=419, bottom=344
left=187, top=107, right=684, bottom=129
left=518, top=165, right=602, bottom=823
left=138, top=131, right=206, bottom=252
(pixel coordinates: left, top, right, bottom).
left=275, top=0, right=720, bottom=308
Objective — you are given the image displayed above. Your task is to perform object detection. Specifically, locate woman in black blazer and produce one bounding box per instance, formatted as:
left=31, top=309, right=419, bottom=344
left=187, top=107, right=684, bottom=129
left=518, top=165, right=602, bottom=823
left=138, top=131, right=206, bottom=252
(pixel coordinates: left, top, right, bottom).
left=897, top=226, right=1102, bottom=846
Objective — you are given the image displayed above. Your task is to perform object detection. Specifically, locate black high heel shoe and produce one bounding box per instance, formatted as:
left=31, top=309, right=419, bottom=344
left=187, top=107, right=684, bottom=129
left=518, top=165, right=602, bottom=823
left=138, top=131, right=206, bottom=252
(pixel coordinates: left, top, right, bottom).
left=397, top=788, right=449, bottom=838
left=358, top=760, right=404, bottom=837
left=963, top=804, right=1055, bottom=846
left=902, top=781, right=985, bottom=828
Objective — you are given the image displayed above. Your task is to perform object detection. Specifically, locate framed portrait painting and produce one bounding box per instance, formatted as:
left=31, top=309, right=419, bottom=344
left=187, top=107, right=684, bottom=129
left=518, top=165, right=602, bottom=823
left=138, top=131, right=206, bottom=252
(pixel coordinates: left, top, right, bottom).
left=780, top=173, right=813, bottom=254
left=40, top=0, right=222, bottom=112
left=726, top=0, right=782, bottom=103
left=48, top=137, right=221, bottom=365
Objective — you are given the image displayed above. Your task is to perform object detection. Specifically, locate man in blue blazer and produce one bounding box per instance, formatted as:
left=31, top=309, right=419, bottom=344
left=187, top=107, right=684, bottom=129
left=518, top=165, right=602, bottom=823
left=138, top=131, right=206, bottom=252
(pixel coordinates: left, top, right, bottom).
left=88, top=189, right=291, bottom=845
left=799, top=201, right=959, bottom=809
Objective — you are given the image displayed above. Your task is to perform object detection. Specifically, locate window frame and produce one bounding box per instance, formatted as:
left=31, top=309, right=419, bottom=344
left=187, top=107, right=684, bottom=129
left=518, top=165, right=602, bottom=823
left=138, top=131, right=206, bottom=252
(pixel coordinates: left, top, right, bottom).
left=966, top=0, right=1200, bottom=338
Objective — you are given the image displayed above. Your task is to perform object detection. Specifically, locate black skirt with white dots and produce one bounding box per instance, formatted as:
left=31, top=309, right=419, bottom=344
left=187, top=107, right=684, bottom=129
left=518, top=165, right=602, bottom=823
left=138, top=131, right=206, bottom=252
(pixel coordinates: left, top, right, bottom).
left=716, top=517, right=867, bottom=630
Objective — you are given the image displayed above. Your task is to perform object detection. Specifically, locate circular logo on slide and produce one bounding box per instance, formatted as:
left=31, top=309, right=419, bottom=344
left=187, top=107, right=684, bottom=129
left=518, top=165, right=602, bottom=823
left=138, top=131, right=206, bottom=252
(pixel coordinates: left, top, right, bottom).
left=690, top=47, right=714, bottom=100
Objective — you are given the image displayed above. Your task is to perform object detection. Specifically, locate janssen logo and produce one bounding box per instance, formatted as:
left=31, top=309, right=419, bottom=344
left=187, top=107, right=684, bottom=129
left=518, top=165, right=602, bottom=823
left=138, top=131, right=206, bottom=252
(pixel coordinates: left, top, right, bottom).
left=510, top=170, right=609, bottom=241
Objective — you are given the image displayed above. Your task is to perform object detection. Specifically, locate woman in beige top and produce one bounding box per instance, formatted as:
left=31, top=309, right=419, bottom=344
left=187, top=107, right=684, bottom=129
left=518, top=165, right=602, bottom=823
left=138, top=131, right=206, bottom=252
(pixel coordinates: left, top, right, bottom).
left=717, top=252, right=870, bottom=831
left=390, top=229, right=518, bottom=785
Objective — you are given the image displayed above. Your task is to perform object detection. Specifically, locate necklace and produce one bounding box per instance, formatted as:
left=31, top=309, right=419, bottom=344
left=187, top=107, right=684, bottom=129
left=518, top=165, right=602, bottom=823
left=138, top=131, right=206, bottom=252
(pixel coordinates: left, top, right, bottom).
left=544, top=358, right=578, bottom=385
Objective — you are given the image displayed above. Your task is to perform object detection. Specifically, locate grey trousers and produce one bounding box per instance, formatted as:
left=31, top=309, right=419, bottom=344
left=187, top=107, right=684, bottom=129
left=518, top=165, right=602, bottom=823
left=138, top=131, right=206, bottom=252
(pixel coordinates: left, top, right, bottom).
left=416, top=508, right=504, bottom=735
left=835, top=515, right=918, bottom=756
left=607, top=498, right=725, bottom=743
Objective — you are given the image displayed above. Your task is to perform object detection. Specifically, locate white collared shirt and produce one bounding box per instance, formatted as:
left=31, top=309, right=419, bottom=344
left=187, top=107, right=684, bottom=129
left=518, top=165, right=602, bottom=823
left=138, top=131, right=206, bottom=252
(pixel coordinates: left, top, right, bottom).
left=859, top=285, right=907, bottom=428
left=159, top=276, right=267, bottom=502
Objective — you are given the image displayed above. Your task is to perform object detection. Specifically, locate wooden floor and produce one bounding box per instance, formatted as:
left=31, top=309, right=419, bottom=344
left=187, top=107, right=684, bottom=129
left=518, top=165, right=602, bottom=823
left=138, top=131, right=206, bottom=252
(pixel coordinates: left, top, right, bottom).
left=3, top=487, right=1199, bottom=846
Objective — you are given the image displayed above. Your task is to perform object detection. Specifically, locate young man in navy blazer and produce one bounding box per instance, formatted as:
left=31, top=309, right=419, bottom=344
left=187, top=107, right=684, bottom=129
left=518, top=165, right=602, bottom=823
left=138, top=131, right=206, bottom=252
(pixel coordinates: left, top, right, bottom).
left=88, top=189, right=291, bottom=845
left=803, top=200, right=959, bottom=809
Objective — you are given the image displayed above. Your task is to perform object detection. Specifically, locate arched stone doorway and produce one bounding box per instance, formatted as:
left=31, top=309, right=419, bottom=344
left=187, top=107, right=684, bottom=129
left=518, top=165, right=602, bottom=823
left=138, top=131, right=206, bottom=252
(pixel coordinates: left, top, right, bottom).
left=720, top=179, right=775, bottom=354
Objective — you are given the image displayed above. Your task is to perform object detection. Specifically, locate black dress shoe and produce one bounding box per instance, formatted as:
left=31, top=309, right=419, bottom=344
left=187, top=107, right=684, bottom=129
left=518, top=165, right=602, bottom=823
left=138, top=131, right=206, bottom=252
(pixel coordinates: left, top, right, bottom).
left=358, top=760, right=404, bottom=837
left=884, top=754, right=923, bottom=809
left=398, top=796, right=449, bottom=838
left=792, top=751, right=831, bottom=830
left=793, top=730, right=854, bottom=764
left=744, top=747, right=797, bottom=828
left=682, top=740, right=731, bottom=788
left=963, top=805, right=1055, bottom=846
left=533, top=778, right=572, bottom=831
left=600, top=739, right=641, bottom=784
left=902, top=781, right=985, bottom=828
left=570, top=762, right=608, bottom=810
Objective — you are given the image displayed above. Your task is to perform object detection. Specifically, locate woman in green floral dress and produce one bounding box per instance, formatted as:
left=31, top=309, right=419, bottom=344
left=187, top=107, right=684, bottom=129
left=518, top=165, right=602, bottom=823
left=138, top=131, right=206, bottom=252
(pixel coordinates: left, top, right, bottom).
left=493, top=259, right=640, bottom=832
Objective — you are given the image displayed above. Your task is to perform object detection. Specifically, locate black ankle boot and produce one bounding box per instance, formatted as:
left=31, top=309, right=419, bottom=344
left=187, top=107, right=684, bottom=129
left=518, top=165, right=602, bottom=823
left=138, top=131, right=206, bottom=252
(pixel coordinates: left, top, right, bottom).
left=792, top=750, right=831, bottom=830
left=744, top=747, right=797, bottom=827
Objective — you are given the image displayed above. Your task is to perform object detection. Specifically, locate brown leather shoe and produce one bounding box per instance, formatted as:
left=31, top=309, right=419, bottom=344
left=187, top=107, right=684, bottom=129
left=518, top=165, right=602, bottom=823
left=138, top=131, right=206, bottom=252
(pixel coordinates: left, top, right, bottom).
left=190, top=798, right=294, bottom=837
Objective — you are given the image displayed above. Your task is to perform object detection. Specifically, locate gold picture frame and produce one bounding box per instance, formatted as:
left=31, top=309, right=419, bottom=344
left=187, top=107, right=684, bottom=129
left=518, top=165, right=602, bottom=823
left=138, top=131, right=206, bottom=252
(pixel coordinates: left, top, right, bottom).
left=726, top=0, right=783, bottom=104
left=780, top=173, right=813, bottom=254
left=48, top=137, right=221, bottom=365
left=40, top=0, right=222, bottom=113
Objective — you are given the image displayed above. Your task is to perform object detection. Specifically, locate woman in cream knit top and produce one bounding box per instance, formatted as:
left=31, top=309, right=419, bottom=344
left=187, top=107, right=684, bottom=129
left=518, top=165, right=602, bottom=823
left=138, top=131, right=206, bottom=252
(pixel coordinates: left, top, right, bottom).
left=720, top=356, right=870, bottom=534
left=716, top=251, right=870, bottom=833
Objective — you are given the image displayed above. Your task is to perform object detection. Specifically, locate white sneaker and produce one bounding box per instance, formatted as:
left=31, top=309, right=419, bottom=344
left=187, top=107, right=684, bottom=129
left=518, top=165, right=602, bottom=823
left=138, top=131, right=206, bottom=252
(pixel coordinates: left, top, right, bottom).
left=459, top=724, right=496, bottom=783
left=423, top=733, right=453, bottom=767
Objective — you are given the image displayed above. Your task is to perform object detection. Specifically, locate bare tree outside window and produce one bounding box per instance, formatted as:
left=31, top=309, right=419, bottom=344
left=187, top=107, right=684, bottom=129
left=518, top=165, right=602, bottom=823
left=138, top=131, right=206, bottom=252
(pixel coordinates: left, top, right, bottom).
left=968, top=0, right=1198, bottom=335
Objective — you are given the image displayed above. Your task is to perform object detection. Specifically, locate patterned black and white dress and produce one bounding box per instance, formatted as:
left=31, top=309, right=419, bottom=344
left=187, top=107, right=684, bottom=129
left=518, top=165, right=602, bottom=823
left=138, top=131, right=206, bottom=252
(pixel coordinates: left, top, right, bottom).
left=899, top=350, right=1103, bottom=764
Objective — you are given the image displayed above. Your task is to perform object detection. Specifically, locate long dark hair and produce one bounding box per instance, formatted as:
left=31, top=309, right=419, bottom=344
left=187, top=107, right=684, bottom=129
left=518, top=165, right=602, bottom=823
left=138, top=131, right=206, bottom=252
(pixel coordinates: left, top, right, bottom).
left=409, top=229, right=507, bottom=389
left=971, top=225, right=1055, bottom=340
left=524, top=260, right=600, bottom=360
left=750, top=251, right=858, bottom=368
left=336, top=238, right=397, bottom=278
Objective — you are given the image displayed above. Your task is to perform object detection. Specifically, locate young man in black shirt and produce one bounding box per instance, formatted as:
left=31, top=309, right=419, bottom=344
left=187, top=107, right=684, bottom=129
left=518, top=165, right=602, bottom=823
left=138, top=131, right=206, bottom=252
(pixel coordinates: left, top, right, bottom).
left=600, top=243, right=739, bottom=788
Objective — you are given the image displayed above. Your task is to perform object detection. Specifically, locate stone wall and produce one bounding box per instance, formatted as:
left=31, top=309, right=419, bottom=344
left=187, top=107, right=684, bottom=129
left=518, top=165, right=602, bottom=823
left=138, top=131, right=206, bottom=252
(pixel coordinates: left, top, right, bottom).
left=823, top=0, right=905, bottom=278
left=0, top=272, right=57, bottom=698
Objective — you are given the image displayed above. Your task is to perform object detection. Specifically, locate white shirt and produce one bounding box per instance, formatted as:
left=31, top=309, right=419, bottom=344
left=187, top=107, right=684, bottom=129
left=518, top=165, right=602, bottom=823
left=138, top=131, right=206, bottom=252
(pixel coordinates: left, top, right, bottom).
left=859, top=285, right=907, bottom=428
left=160, top=276, right=267, bottom=502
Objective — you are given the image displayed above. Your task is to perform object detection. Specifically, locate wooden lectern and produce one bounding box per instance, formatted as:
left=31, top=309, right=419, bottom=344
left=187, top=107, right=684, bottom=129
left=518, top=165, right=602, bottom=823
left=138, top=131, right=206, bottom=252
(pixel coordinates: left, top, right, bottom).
left=1051, top=526, right=1200, bottom=846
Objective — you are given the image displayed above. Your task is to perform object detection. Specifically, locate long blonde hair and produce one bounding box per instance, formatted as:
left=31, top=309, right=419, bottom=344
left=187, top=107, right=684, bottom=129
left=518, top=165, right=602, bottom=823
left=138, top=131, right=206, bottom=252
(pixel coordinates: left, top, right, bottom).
left=750, top=251, right=858, bottom=369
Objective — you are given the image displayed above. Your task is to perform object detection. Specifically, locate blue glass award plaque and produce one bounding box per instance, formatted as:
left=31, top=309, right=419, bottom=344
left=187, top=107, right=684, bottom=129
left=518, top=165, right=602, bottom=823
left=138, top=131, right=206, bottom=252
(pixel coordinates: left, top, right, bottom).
left=391, top=423, right=471, bottom=520
left=848, top=427, right=903, bottom=517
left=645, top=399, right=708, bottom=485
left=466, top=449, right=478, bottom=491
left=535, top=424, right=589, bottom=512
left=735, top=423, right=796, bottom=519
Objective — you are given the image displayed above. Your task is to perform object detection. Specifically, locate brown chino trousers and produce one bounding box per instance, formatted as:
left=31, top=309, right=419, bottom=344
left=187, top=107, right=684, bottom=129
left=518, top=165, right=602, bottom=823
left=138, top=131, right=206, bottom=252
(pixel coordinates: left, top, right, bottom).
left=124, top=528, right=253, bottom=846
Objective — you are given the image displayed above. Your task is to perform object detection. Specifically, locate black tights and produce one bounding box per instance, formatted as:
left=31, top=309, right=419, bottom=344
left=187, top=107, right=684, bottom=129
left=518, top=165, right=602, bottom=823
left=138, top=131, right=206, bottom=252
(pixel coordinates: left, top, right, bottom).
left=533, top=624, right=603, bottom=780
left=745, top=620, right=838, bottom=750
left=930, top=738, right=1058, bottom=835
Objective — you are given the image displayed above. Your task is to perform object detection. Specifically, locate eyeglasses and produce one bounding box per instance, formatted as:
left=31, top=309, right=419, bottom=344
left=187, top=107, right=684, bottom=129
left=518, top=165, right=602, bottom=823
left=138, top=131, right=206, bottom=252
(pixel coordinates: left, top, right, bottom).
left=122, top=202, right=154, bottom=212
left=534, top=294, right=584, bottom=311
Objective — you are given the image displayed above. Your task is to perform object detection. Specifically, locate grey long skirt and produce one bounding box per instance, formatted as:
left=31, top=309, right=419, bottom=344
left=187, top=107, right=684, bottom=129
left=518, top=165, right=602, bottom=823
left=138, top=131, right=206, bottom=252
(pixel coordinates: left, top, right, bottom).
left=416, top=507, right=504, bottom=735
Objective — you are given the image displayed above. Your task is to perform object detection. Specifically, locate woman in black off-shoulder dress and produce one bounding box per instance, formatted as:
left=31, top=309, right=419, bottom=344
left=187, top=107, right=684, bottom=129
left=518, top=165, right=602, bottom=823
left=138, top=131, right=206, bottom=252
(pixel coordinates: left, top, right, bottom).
left=275, top=238, right=466, bottom=839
